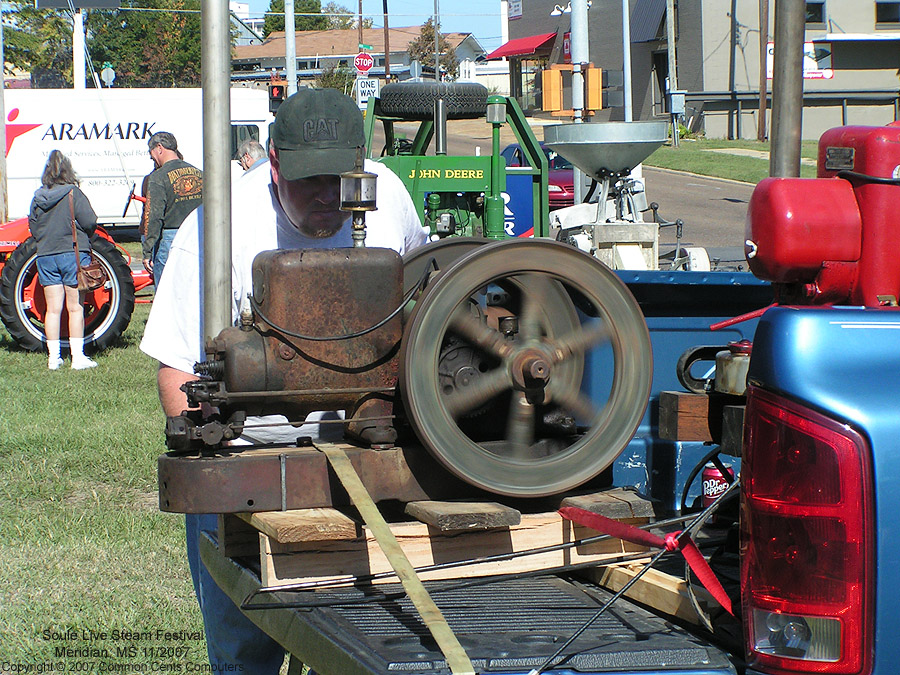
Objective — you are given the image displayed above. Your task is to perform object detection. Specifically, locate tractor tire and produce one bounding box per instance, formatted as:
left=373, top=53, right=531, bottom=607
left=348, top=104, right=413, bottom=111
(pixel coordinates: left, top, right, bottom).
left=379, top=81, right=489, bottom=120
left=0, top=236, right=135, bottom=354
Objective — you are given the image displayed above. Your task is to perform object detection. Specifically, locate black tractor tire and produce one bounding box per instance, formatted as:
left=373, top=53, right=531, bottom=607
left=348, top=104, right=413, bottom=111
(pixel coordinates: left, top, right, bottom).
left=379, top=81, right=489, bottom=120
left=0, top=236, right=135, bottom=354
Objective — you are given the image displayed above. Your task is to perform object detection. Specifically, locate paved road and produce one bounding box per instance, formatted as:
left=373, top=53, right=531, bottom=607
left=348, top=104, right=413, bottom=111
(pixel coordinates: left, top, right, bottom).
left=641, top=167, right=754, bottom=261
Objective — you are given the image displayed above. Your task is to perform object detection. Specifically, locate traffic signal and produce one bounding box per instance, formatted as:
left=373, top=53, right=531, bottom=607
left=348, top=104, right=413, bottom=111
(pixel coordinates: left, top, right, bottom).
left=268, top=83, right=286, bottom=114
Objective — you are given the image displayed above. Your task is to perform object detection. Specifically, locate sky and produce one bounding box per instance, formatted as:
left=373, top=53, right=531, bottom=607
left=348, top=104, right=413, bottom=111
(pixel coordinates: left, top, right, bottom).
left=245, top=0, right=506, bottom=52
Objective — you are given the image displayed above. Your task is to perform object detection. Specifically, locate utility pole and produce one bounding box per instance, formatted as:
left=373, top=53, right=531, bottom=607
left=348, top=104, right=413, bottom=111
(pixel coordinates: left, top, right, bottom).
left=434, top=0, right=440, bottom=81
left=357, top=0, right=363, bottom=54
left=383, top=0, right=390, bottom=79
left=757, top=0, right=769, bottom=141
left=727, top=0, right=737, bottom=138
left=770, top=0, right=804, bottom=177
left=666, top=0, right=678, bottom=147
left=285, top=0, right=297, bottom=95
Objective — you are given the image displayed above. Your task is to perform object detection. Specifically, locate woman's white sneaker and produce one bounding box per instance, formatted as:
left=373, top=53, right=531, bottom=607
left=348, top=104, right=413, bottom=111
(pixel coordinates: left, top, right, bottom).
left=71, top=356, right=98, bottom=370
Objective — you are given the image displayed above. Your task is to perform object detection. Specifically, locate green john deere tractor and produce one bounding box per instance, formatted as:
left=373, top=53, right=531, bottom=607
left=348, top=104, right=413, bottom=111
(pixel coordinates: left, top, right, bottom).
left=363, top=81, right=550, bottom=241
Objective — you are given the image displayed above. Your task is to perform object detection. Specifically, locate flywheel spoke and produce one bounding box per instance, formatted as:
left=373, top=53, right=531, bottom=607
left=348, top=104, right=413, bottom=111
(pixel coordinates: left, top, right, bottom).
left=443, top=366, right=512, bottom=418
left=449, top=307, right=513, bottom=360
left=516, top=273, right=549, bottom=343
left=550, top=386, right=600, bottom=424
left=549, top=321, right=612, bottom=364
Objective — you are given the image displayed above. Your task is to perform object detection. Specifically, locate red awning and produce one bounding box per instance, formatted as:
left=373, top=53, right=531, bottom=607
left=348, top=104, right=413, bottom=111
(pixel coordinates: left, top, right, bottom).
left=486, top=32, right=558, bottom=60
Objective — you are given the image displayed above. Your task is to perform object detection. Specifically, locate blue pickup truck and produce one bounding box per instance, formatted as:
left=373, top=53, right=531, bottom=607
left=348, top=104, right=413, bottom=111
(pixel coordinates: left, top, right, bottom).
left=736, top=121, right=900, bottom=675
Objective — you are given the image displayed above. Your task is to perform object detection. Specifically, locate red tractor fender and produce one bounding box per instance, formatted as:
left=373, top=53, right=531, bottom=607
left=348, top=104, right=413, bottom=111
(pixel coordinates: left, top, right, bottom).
left=0, top=217, right=152, bottom=297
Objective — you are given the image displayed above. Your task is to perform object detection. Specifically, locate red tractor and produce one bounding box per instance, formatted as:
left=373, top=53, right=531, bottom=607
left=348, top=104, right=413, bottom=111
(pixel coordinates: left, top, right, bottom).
left=0, top=217, right=153, bottom=353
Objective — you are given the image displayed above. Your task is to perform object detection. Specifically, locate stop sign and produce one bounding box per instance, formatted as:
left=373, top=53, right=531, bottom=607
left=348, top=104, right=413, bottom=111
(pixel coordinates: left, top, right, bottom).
left=354, top=52, right=374, bottom=74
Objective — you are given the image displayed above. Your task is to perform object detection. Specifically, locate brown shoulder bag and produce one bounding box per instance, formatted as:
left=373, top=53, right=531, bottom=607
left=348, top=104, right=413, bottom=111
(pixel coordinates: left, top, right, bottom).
left=70, top=192, right=107, bottom=292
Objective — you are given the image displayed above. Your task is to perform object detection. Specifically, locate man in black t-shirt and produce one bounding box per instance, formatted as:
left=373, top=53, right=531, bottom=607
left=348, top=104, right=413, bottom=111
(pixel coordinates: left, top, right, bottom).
left=142, top=131, right=202, bottom=285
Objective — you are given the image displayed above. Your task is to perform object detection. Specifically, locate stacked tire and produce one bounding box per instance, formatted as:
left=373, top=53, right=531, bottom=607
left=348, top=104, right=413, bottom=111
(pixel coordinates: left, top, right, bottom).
left=378, top=81, right=489, bottom=120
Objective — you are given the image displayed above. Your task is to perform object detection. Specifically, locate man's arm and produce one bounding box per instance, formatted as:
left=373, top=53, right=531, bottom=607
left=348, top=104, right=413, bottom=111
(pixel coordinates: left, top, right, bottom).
left=157, top=364, right=198, bottom=417
left=142, top=173, right=168, bottom=264
left=141, top=213, right=207, bottom=416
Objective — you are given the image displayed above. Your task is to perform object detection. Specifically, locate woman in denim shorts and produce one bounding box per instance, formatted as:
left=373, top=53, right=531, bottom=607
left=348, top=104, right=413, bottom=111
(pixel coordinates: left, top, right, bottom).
left=29, top=150, right=99, bottom=370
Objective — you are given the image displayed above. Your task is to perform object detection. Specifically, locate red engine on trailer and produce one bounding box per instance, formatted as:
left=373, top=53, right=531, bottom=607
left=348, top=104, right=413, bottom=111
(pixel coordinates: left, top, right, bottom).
left=746, top=124, right=900, bottom=307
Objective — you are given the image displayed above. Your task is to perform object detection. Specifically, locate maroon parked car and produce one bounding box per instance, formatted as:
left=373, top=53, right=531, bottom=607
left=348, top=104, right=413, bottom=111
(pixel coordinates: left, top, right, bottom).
left=501, top=142, right=576, bottom=210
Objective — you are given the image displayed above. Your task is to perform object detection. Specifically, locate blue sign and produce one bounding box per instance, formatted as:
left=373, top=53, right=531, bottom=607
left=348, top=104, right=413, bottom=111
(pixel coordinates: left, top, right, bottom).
left=503, top=173, right=535, bottom=238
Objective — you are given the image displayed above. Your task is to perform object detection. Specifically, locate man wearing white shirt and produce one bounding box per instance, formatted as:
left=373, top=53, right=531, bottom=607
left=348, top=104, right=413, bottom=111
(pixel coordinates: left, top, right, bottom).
left=141, top=88, right=427, bottom=672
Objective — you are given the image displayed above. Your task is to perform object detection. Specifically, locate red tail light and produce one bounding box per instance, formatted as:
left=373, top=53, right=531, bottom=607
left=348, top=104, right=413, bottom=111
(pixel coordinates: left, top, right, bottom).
left=741, top=387, right=873, bottom=675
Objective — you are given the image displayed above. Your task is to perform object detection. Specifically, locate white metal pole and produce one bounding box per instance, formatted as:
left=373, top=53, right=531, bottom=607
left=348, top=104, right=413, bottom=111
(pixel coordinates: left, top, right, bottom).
left=285, top=0, right=297, bottom=95
left=73, top=9, right=85, bottom=90
left=200, top=0, right=232, bottom=339
left=570, top=0, right=589, bottom=204
left=622, top=0, right=632, bottom=121
left=570, top=0, right=588, bottom=119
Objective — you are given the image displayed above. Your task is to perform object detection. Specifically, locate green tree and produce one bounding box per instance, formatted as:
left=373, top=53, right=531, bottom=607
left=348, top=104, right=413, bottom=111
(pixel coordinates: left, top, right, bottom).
left=2, top=0, right=205, bottom=88
left=263, top=0, right=328, bottom=38
left=86, top=0, right=203, bottom=88
left=315, top=64, right=356, bottom=95
left=406, top=18, right=457, bottom=79
left=3, top=1, right=74, bottom=87
left=321, top=2, right=373, bottom=30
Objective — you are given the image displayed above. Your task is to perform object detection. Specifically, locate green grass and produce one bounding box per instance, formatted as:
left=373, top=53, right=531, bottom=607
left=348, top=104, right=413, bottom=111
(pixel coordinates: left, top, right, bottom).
left=644, top=138, right=820, bottom=183
left=0, top=304, right=209, bottom=666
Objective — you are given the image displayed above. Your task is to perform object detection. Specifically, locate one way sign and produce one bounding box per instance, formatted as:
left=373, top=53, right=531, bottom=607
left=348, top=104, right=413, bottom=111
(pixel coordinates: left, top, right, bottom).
left=356, top=78, right=380, bottom=109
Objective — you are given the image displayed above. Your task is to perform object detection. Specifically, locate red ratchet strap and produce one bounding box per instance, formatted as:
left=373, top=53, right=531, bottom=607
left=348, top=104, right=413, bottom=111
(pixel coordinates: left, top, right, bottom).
left=558, top=507, right=733, bottom=615
left=709, top=303, right=776, bottom=331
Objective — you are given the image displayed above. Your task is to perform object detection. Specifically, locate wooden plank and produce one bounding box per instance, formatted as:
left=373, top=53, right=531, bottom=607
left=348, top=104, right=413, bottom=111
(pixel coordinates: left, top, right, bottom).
left=404, top=501, right=521, bottom=531
left=237, top=508, right=359, bottom=544
left=258, top=512, right=650, bottom=588
left=581, top=563, right=716, bottom=625
left=658, top=391, right=716, bottom=442
left=560, top=488, right=654, bottom=519
left=218, top=514, right=260, bottom=558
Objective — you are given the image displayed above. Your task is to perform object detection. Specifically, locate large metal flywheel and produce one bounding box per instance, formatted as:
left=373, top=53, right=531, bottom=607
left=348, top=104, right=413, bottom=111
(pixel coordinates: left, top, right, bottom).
left=400, top=239, right=653, bottom=497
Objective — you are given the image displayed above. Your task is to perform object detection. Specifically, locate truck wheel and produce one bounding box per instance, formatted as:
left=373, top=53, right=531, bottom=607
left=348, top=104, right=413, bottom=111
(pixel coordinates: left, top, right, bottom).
left=379, top=81, right=489, bottom=120
left=0, top=237, right=135, bottom=354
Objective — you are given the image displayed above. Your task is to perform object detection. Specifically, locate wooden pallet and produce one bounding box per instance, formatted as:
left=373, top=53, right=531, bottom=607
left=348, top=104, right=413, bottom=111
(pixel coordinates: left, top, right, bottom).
left=580, top=563, right=717, bottom=625
left=220, top=487, right=654, bottom=589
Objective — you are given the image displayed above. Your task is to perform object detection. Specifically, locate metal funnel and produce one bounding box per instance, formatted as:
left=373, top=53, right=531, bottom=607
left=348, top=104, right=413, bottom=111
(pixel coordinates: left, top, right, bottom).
left=544, top=121, right=669, bottom=179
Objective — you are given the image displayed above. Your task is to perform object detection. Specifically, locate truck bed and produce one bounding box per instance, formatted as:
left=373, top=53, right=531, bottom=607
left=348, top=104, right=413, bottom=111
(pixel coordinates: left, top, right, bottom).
left=199, top=533, right=738, bottom=675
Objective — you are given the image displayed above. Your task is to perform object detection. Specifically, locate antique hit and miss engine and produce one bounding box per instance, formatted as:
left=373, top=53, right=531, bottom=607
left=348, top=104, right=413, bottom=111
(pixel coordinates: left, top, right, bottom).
left=164, top=153, right=654, bottom=500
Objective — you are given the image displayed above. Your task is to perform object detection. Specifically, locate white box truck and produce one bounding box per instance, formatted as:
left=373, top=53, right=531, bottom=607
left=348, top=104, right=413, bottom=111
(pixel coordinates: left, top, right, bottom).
left=0, top=87, right=271, bottom=355
left=3, top=87, right=271, bottom=228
